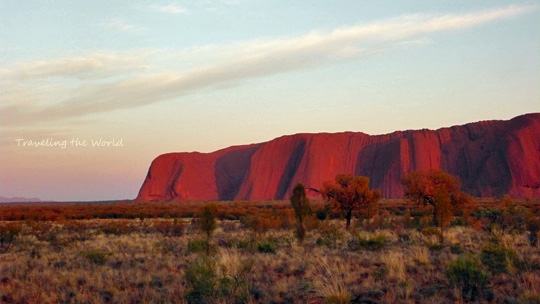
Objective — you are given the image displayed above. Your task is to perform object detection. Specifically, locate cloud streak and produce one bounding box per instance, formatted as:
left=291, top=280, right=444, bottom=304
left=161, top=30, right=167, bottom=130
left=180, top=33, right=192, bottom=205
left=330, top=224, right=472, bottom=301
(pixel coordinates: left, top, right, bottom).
left=151, top=4, right=188, bottom=14
left=1, top=4, right=536, bottom=127
left=1, top=53, right=150, bottom=82
left=101, top=19, right=147, bottom=34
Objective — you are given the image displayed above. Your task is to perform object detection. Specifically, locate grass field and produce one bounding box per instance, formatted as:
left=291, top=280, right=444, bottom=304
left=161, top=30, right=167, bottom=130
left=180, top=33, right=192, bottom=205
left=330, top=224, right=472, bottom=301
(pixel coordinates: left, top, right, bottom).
left=1, top=199, right=539, bottom=303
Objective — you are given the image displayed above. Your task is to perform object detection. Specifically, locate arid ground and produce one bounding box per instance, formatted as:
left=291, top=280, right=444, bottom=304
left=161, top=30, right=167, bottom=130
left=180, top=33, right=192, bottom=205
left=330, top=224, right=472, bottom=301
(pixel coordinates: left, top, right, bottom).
left=1, top=199, right=539, bottom=304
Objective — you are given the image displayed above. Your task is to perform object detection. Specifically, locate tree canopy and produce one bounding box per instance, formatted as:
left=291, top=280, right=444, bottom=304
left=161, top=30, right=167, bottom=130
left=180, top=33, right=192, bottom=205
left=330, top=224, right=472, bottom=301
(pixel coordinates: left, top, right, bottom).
left=401, top=168, right=459, bottom=205
left=402, top=168, right=475, bottom=235
left=320, top=174, right=381, bottom=229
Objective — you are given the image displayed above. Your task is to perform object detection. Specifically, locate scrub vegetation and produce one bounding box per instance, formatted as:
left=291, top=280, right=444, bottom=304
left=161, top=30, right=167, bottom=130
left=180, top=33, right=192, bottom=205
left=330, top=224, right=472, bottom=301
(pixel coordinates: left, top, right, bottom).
left=1, top=172, right=539, bottom=303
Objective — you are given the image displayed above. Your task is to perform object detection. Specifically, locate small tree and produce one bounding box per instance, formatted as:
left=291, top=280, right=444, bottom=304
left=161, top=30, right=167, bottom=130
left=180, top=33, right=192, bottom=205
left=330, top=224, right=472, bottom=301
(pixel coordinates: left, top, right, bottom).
left=402, top=168, right=473, bottom=226
left=290, top=183, right=312, bottom=243
left=433, top=187, right=453, bottom=242
left=199, top=203, right=217, bottom=255
left=320, top=174, right=381, bottom=229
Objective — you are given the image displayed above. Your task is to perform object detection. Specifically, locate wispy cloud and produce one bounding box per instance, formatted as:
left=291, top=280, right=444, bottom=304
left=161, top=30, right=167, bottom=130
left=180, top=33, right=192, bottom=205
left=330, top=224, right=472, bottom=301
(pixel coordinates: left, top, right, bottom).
left=1, top=53, right=150, bottom=82
left=151, top=4, right=188, bottom=14
left=102, top=19, right=146, bottom=33
left=1, top=4, right=537, bottom=128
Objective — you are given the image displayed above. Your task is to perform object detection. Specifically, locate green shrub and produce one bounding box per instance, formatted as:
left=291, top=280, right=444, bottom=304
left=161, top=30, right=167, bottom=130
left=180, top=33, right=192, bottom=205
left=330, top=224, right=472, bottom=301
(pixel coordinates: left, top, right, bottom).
left=426, top=242, right=444, bottom=251
left=187, top=239, right=209, bottom=253
left=372, top=265, right=389, bottom=281
left=480, top=244, right=516, bottom=274
left=185, top=257, right=217, bottom=303
left=83, top=249, right=109, bottom=265
left=184, top=256, right=252, bottom=304
left=450, top=244, right=463, bottom=254
left=349, top=234, right=388, bottom=251
left=0, top=222, right=21, bottom=253
left=256, top=239, right=276, bottom=254
left=446, top=255, right=490, bottom=302
left=199, top=203, right=218, bottom=255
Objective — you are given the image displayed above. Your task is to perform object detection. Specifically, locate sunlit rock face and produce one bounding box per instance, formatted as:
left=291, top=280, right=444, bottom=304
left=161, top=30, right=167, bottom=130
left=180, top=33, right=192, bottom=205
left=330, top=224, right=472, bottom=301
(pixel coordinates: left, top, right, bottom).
left=136, top=113, right=540, bottom=201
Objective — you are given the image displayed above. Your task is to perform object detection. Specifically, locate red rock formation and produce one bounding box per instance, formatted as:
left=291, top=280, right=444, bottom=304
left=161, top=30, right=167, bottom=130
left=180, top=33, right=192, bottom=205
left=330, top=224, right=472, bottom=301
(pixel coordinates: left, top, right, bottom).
left=136, top=113, right=540, bottom=201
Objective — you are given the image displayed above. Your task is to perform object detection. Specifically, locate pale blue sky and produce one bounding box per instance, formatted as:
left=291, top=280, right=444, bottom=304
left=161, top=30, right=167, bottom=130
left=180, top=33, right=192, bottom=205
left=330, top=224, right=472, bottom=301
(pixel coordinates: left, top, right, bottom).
left=1, top=1, right=539, bottom=201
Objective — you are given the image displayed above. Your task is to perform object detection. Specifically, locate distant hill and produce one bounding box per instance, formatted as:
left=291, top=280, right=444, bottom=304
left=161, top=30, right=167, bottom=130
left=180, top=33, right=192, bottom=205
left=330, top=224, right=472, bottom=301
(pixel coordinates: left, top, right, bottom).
left=136, top=113, right=540, bottom=201
left=0, top=196, right=42, bottom=203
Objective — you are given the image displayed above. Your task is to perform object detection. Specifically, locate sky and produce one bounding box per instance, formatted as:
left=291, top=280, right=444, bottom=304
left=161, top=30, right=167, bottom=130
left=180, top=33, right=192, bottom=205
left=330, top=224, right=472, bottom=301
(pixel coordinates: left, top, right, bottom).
left=1, top=1, right=539, bottom=201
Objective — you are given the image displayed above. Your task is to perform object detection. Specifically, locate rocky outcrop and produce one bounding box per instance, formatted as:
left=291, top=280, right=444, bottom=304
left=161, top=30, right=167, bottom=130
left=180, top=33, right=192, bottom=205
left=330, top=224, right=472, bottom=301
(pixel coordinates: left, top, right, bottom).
left=136, top=113, right=540, bottom=201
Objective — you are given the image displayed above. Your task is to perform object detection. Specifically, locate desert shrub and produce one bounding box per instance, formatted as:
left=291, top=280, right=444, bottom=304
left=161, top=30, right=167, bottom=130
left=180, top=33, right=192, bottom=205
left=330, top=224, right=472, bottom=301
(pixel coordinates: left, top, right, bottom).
left=153, top=219, right=184, bottom=236
left=480, top=244, right=516, bottom=274
left=316, top=221, right=344, bottom=248
left=473, top=207, right=501, bottom=223
left=290, top=183, right=312, bottom=243
left=0, top=222, right=21, bottom=253
left=422, top=226, right=442, bottom=238
left=199, top=203, right=217, bottom=255
left=256, top=239, right=276, bottom=254
left=316, top=208, right=328, bottom=220
left=216, top=250, right=253, bottom=302
left=233, top=238, right=254, bottom=250
left=28, top=221, right=54, bottom=240
left=348, top=234, right=388, bottom=251
left=450, top=244, right=463, bottom=254
left=100, top=220, right=133, bottom=235
left=82, top=249, right=110, bottom=265
left=525, top=213, right=540, bottom=247
left=446, top=255, right=490, bottom=302
left=499, top=196, right=528, bottom=234
left=63, top=220, right=93, bottom=241
left=242, top=213, right=272, bottom=235
left=185, top=257, right=217, bottom=303
left=185, top=253, right=253, bottom=304
left=371, top=265, right=389, bottom=281
left=187, top=239, right=210, bottom=253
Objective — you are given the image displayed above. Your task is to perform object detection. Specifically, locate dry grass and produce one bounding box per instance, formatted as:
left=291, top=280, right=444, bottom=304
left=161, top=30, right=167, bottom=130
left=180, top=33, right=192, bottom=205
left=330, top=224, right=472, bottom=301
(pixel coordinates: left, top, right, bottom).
left=1, top=206, right=540, bottom=304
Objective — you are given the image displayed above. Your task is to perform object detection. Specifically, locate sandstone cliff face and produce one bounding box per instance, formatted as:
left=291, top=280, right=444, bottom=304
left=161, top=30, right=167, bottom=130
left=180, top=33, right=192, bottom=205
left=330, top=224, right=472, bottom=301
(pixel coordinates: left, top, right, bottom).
left=136, top=113, right=540, bottom=201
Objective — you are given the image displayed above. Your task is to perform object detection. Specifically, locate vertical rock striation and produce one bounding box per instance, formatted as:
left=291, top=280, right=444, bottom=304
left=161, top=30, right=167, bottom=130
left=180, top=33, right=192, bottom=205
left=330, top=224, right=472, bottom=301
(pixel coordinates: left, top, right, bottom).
left=136, top=113, right=540, bottom=201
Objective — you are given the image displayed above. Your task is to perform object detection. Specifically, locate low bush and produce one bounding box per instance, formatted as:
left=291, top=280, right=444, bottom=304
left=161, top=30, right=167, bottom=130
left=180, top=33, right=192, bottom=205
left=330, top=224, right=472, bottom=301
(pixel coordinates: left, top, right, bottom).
left=480, top=244, right=516, bottom=274
left=446, top=255, right=490, bottom=302
left=185, top=257, right=217, bottom=303
left=422, top=226, right=442, bottom=238
left=187, top=239, right=209, bottom=253
left=349, top=234, right=388, bottom=251
left=256, top=239, right=276, bottom=254
left=100, top=220, right=133, bottom=235
left=525, top=214, right=540, bottom=247
left=82, top=249, right=110, bottom=265
left=0, top=222, right=21, bottom=253
left=153, top=219, right=185, bottom=236
left=185, top=254, right=252, bottom=304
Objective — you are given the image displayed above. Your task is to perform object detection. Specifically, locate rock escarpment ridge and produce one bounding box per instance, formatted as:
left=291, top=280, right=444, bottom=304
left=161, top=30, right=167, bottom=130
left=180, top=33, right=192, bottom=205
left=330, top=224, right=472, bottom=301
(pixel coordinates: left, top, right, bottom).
left=136, top=113, right=540, bottom=201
